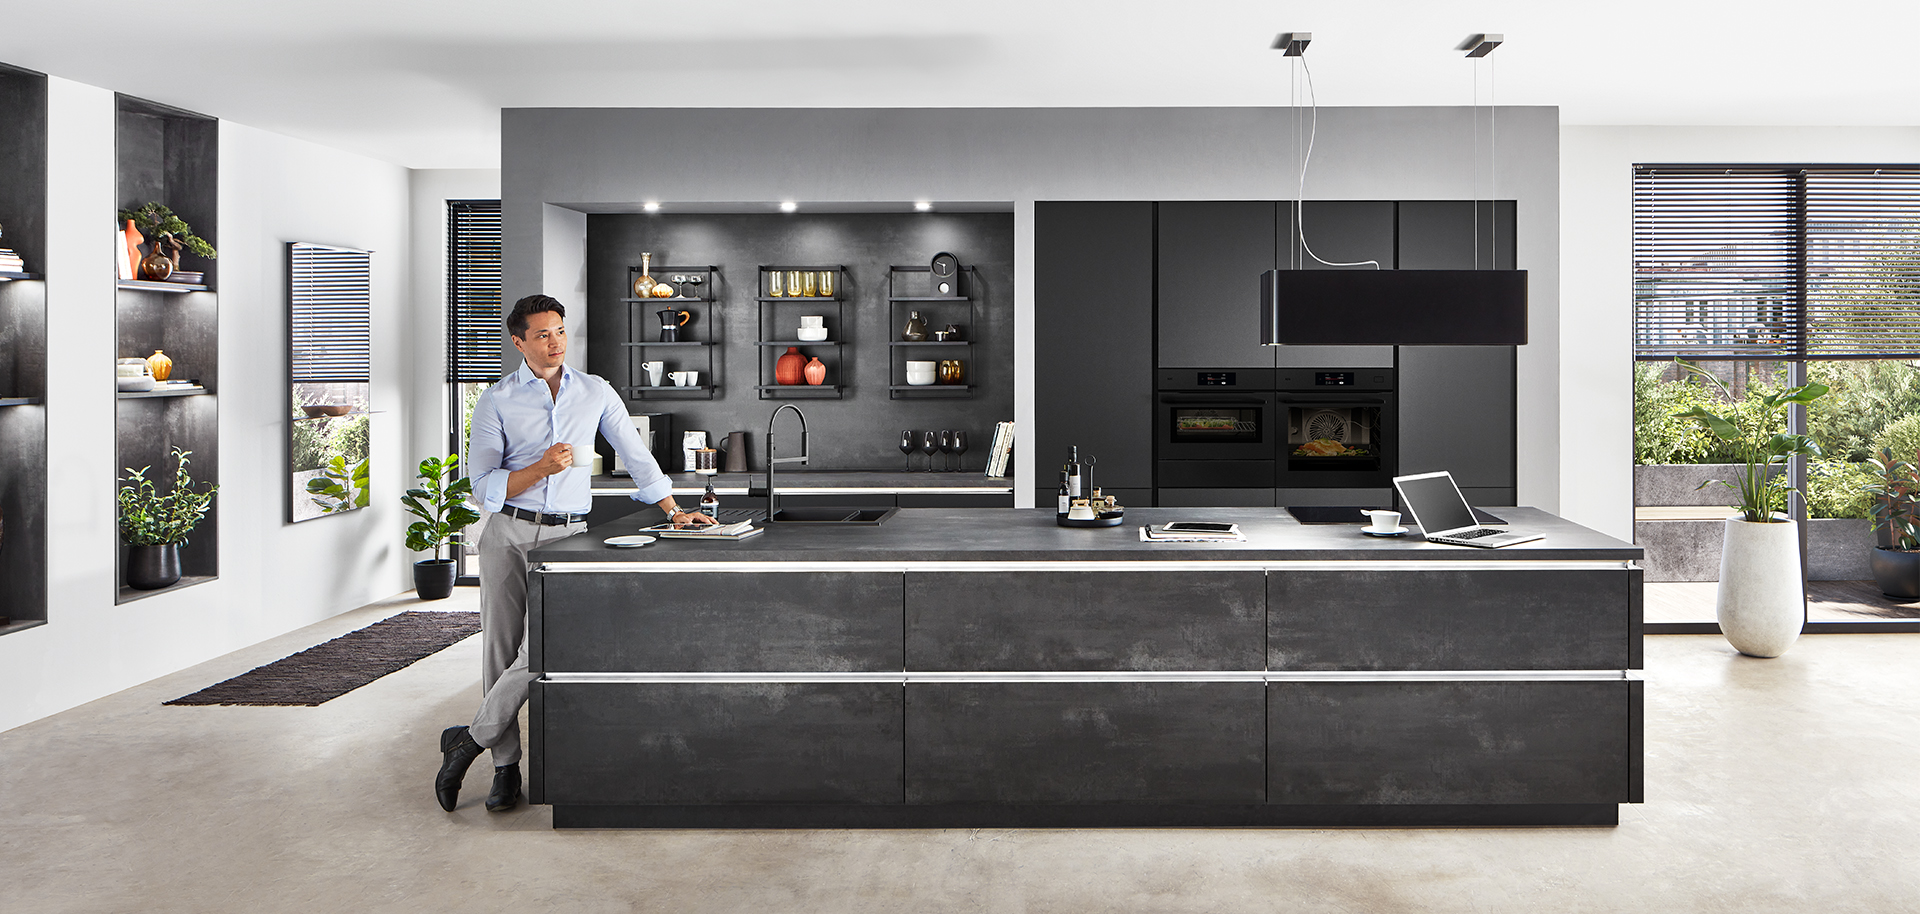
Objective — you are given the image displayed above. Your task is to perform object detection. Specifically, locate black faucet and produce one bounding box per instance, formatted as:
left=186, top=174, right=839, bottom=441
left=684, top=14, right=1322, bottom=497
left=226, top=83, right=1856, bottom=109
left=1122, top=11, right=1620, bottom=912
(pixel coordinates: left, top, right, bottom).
left=764, top=403, right=808, bottom=521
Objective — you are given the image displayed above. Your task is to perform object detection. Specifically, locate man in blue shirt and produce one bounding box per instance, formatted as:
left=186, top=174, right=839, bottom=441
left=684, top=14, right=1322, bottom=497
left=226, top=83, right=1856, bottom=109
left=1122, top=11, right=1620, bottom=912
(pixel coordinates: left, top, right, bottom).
left=434, top=294, right=713, bottom=813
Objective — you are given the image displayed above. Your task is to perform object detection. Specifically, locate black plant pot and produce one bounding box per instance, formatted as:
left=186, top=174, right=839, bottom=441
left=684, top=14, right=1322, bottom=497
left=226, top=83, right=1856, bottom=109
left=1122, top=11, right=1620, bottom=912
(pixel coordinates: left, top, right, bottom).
left=126, top=544, right=181, bottom=590
left=414, top=559, right=457, bottom=601
left=1870, top=547, right=1920, bottom=599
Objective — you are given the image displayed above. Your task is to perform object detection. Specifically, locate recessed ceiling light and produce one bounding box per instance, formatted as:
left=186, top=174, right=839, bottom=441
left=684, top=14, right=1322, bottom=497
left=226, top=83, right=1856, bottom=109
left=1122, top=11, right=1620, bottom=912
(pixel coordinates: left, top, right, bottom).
left=643, top=201, right=660, bottom=212
left=779, top=201, right=798, bottom=213
left=914, top=201, right=933, bottom=212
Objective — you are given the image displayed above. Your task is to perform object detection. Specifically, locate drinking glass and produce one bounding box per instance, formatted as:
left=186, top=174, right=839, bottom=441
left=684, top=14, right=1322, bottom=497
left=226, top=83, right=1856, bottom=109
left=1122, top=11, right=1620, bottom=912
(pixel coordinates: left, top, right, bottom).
left=787, top=271, right=804, bottom=298
left=920, top=431, right=940, bottom=472
left=899, top=430, right=916, bottom=471
left=949, top=430, right=969, bottom=472
left=802, top=271, right=817, bottom=297
left=817, top=270, right=834, bottom=298
left=938, top=430, right=954, bottom=472
left=767, top=271, right=784, bottom=297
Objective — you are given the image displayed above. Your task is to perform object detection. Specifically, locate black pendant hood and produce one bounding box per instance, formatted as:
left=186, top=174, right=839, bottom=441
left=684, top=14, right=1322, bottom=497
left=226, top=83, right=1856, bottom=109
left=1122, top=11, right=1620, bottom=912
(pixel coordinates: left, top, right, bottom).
left=1260, top=269, right=1528, bottom=346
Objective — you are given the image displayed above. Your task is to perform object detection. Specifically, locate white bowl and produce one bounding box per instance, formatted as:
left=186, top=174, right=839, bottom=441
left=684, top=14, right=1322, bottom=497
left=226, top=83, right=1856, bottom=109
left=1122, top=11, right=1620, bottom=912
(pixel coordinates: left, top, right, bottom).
left=906, top=360, right=936, bottom=371
left=907, top=372, right=936, bottom=386
left=796, top=328, right=828, bottom=341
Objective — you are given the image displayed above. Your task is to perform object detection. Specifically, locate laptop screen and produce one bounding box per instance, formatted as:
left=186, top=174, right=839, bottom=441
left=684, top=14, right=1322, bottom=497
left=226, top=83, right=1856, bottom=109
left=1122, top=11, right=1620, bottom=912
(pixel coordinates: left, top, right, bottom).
left=1396, top=473, right=1479, bottom=534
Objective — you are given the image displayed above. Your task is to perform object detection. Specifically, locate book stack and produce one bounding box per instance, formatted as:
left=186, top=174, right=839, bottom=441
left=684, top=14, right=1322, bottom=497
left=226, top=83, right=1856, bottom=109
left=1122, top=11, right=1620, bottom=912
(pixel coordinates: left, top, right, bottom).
left=1139, top=522, right=1247, bottom=543
left=642, top=520, right=763, bottom=541
left=984, top=421, right=1015, bottom=477
left=0, top=248, right=23, bottom=273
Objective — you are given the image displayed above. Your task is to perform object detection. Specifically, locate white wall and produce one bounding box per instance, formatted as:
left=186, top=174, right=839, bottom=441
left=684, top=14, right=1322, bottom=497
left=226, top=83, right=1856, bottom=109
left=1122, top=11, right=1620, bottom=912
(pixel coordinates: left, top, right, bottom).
left=0, top=76, right=414, bottom=733
left=1559, top=126, right=1920, bottom=541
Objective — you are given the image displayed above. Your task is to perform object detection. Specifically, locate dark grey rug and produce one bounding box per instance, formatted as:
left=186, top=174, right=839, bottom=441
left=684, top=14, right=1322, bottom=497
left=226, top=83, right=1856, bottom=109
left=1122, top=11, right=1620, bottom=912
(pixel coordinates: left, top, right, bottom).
left=165, top=611, right=481, bottom=706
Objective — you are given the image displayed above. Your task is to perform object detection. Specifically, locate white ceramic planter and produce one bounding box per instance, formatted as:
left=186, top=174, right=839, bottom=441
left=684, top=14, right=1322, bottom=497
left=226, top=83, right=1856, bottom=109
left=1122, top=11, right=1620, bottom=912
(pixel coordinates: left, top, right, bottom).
left=1716, top=517, right=1805, bottom=658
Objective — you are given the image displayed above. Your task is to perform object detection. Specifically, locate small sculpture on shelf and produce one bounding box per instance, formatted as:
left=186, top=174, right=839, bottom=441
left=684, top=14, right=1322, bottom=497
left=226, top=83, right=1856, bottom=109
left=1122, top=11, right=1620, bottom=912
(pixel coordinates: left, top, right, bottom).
left=117, top=202, right=217, bottom=282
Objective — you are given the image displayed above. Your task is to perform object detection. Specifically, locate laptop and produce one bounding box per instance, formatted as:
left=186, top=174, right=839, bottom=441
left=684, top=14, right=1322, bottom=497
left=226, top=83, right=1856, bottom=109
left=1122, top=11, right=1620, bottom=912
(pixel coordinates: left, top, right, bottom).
left=1392, top=471, right=1544, bottom=548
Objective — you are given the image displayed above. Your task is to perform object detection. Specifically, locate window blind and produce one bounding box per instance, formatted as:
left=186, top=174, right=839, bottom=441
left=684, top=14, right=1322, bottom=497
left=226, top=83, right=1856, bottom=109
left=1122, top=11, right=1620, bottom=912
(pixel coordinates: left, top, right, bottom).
left=1635, top=166, right=1920, bottom=361
left=288, top=242, right=371, bottom=383
left=446, top=199, right=502, bottom=383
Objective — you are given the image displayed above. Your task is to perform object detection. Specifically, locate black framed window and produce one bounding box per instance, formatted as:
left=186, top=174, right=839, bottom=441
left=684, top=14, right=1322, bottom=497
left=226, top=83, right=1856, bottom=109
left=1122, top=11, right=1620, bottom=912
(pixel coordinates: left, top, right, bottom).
left=446, top=199, right=502, bottom=383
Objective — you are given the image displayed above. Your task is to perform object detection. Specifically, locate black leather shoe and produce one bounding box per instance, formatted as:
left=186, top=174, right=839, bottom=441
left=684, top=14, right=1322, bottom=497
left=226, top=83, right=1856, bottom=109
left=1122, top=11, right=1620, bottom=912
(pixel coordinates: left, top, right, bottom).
left=435, top=726, right=484, bottom=811
left=486, top=763, right=523, bottom=812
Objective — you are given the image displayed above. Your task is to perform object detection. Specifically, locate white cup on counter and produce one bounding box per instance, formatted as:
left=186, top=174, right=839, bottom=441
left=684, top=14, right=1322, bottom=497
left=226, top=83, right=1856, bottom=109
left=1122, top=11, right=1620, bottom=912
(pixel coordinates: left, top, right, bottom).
left=906, top=360, right=937, bottom=386
left=1360, top=509, right=1402, bottom=533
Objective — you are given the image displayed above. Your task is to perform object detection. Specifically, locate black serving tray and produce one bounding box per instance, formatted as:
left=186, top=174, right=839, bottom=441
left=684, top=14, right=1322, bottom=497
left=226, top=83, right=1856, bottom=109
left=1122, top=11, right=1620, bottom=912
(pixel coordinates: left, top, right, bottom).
left=1058, top=510, right=1125, bottom=528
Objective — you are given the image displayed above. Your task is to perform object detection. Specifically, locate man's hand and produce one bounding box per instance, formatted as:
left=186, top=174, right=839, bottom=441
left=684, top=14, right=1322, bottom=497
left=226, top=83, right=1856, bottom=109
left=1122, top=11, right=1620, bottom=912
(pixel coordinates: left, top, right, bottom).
left=536, top=443, right=574, bottom=477
left=672, top=509, right=719, bottom=528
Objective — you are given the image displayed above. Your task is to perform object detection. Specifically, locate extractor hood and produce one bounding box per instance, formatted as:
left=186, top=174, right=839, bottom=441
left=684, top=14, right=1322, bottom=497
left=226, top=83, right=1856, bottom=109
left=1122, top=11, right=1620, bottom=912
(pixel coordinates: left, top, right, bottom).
left=1260, top=270, right=1528, bottom=346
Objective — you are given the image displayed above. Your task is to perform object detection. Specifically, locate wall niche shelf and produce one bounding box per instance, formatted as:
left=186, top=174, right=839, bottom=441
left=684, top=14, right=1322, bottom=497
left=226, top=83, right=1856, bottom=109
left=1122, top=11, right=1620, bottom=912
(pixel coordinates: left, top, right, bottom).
left=757, top=265, right=846, bottom=399
left=887, top=265, right=977, bottom=400
left=113, top=93, right=219, bottom=603
left=0, top=61, right=49, bottom=634
left=625, top=264, right=719, bottom=400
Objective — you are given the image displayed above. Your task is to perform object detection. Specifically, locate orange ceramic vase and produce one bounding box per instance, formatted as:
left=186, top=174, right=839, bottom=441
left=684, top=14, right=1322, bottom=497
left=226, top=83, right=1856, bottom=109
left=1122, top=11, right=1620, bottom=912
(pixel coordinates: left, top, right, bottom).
left=775, top=347, right=806, bottom=385
left=803, top=357, right=826, bottom=386
left=147, top=350, right=173, bottom=381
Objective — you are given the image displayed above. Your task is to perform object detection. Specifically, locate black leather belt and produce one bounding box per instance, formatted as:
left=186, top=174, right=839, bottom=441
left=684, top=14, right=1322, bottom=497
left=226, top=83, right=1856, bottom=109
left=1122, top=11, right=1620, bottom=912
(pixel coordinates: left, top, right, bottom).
left=501, top=505, right=588, bottom=526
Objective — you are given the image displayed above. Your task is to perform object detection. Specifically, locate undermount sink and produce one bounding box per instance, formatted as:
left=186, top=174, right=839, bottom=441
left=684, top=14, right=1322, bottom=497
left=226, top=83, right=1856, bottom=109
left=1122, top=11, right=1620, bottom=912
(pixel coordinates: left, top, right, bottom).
left=767, top=506, right=898, bottom=525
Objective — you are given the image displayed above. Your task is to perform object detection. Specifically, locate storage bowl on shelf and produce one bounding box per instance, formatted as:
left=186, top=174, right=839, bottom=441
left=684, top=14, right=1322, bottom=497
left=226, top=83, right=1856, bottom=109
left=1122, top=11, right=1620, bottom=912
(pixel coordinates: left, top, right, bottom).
left=906, top=360, right=937, bottom=386
left=302, top=404, right=352, bottom=418
left=796, top=328, right=829, bottom=342
left=166, top=271, right=204, bottom=285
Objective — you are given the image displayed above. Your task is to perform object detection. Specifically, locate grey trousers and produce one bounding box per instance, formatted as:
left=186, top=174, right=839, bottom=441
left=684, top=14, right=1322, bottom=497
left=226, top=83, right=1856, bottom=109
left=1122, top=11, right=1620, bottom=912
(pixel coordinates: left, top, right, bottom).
left=469, top=512, right=586, bottom=766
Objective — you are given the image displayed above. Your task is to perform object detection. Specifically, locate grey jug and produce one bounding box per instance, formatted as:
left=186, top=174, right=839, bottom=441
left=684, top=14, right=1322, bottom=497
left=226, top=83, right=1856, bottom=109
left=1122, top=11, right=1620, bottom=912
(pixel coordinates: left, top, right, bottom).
left=720, top=432, right=749, bottom=473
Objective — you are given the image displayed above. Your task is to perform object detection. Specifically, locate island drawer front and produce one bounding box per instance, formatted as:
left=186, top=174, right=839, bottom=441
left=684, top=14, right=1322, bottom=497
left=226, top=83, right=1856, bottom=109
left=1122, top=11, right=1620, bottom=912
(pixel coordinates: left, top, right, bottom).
left=1267, top=569, right=1633, bottom=670
left=905, top=571, right=1266, bottom=671
left=1267, top=680, right=1635, bottom=805
left=537, top=682, right=904, bottom=806
left=532, top=571, right=903, bottom=672
left=905, top=682, right=1266, bottom=804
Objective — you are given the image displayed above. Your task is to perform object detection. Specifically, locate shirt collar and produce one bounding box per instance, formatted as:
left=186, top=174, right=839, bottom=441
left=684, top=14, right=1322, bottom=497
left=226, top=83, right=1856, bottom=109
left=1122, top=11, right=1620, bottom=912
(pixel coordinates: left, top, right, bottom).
left=513, top=362, right=574, bottom=389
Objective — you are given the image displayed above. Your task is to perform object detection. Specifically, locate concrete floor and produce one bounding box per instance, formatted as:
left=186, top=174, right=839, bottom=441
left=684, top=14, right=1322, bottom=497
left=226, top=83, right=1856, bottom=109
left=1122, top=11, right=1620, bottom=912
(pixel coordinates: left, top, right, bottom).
left=5, top=590, right=1920, bottom=913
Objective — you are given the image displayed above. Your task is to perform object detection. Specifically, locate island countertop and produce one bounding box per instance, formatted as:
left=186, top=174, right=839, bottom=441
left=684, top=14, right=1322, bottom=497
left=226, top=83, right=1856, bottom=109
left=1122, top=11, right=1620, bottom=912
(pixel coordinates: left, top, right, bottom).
left=531, top=506, right=1642, bottom=565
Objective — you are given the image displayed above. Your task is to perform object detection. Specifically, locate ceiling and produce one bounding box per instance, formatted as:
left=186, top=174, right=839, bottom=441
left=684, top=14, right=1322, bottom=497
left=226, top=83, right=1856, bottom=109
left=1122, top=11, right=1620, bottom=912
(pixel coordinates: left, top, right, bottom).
left=5, top=1, right=1916, bottom=169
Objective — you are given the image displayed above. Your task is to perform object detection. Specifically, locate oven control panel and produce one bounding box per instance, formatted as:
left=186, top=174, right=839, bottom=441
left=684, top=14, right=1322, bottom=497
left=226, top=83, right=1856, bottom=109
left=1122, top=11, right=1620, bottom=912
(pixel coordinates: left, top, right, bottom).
left=1274, top=369, right=1393, bottom=391
left=1195, top=372, right=1236, bottom=386
left=1315, top=372, right=1354, bottom=386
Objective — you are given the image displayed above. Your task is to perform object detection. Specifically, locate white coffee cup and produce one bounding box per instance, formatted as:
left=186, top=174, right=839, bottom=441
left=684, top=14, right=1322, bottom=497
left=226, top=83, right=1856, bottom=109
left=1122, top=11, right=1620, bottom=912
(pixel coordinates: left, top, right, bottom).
left=642, top=361, right=665, bottom=387
left=1360, top=509, right=1402, bottom=532
left=670, top=370, right=699, bottom=387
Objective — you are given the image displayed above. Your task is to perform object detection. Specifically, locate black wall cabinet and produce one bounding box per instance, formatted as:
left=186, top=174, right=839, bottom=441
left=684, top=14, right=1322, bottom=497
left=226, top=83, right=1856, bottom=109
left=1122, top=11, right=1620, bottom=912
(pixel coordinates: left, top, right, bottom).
left=1156, top=202, right=1277, bottom=369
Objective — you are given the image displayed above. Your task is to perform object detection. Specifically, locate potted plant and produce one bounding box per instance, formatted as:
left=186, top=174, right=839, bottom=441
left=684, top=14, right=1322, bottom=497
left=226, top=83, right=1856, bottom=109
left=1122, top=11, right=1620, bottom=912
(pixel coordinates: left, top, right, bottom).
left=118, top=201, right=217, bottom=281
left=1673, top=358, right=1827, bottom=657
left=117, top=447, right=218, bottom=590
left=1864, top=446, right=1920, bottom=598
left=402, top=455, right=479, bottom=600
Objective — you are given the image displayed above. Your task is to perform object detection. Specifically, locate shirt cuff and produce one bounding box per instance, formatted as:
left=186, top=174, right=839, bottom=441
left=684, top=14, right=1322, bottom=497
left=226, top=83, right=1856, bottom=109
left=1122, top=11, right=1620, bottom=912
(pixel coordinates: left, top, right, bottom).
left=630, top=477, right=674, bottom=506
left=482, top=471, right=510, bottom=513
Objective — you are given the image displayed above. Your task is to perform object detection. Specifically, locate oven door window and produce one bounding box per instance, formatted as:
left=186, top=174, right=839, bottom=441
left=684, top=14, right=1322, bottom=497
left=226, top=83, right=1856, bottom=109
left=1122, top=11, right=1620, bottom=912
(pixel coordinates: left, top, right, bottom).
left=1170, top=407, right=1263, bottom=444
left=1286, top=405, right=1383, bottom=470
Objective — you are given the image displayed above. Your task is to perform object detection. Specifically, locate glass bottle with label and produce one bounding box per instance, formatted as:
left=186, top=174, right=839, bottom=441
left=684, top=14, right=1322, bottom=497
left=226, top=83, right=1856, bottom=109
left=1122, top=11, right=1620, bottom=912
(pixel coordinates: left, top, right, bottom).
left=1057, top=471, right=1070, bottom=515
left=700, top=482, right=719, bottom=519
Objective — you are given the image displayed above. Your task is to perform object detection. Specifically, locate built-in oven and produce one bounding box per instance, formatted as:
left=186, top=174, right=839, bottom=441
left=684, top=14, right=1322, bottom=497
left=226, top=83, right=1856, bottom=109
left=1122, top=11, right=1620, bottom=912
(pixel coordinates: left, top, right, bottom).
left=1155, top=369, right=1277, bottom=491
left=1276, top=368, right=1396, bottom=489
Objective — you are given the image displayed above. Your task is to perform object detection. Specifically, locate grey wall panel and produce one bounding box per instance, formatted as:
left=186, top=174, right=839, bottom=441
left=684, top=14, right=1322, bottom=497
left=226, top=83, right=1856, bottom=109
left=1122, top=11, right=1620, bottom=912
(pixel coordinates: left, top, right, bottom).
left=1034, top=201, right=1154, bottom=490
left=540, top=682, right=903, bottom=805
left=1398, top=345, right=1516, bottom=488
left=905, top=571, right=1265, bottom=671
left=1268, top=680, right=1633, bottom=805
left=1268, top=569, right=1632, bottom=670
left=907, top=682, right=1265, bottom=804
left=1157, top=202, right=1276, bottom=369
left=538, top=571, right=904, bottom=672
left=1396, top=201, right=1516, bottom=271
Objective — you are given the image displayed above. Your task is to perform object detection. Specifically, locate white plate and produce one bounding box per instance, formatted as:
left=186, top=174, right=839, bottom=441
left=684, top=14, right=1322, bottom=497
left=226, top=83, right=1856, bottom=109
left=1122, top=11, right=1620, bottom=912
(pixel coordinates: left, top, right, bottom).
left=603, top=534, right=657, bottom=548
left=1360, top=526, right=1409, bottom=537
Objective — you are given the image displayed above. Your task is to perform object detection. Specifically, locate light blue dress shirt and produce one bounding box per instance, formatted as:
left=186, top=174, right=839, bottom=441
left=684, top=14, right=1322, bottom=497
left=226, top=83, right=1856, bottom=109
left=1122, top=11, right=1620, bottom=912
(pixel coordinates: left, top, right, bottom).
left=467, top=363, right=673, bottom=515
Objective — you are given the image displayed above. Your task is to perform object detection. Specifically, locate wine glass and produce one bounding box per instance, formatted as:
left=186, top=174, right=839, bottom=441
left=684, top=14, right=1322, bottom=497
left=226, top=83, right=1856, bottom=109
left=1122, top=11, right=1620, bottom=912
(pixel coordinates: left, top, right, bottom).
left=948, top=430, right=969, bottom=473
left=920, top=431, right=940, bottom=472
left=938, top=430, right=954, bottom=472
left=898, top=430, right=916, bottom=471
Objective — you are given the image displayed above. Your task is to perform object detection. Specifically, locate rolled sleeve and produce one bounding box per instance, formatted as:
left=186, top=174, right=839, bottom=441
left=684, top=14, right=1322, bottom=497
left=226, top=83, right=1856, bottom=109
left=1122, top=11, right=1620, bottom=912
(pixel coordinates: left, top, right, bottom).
left=596, top=381, right=675, bottom=505
left=466, top=389, right=512, bottom=513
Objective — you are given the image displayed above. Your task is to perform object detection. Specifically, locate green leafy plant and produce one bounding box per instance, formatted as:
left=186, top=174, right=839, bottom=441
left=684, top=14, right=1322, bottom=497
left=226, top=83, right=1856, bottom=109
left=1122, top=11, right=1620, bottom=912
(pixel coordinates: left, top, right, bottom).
left=402, top=455, right=479, bottom=562
left=1806, top=457, right=1875, bottom=520
left=1807, top=360, right=1920, bottom=463
left=1865, top=447, right=1920, bottom=551
left=1673, top=358, right=1828, bottom=523
left=117, top=447, right=218, bottom=545
left=117, top=201, right=217, bottom=261
left=306, top=456, right=370, bottom=514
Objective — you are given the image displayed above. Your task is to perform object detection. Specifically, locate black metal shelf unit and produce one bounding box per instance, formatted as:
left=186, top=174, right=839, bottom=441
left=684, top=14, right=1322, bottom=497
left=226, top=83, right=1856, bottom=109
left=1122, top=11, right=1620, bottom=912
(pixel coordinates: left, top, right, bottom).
left=623, top=264, right=719, bottom=400
left=0, top=62, right=48, bottom=633
left=756, top=264, right=846, bottom=399
left=887, top=265, right=977, bottom=399
left=113, top=93, right=220, bottom=603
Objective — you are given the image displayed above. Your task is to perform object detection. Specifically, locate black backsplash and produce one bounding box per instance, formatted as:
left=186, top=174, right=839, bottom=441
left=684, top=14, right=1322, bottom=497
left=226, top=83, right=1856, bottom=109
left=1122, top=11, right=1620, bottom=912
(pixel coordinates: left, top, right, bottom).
left=585, top=212, right=1014, bottom=472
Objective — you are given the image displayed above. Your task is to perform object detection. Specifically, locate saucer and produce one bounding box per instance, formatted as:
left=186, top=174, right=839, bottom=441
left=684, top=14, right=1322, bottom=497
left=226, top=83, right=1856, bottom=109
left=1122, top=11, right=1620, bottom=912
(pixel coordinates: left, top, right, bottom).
left=603, top=534, right=657, bottom=548
left=1361, top=526, right=1409, bottom=537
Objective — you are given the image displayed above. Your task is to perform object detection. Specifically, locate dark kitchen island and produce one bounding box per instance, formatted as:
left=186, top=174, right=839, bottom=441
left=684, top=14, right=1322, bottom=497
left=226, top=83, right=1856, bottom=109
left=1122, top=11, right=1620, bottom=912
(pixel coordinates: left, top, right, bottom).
left=525, top=507, right=1643, bottom=828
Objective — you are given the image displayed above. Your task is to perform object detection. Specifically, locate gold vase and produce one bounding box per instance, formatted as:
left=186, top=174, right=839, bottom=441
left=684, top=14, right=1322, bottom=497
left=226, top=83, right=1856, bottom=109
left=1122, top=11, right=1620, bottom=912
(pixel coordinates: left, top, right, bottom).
left=147, top=350, right=173, bottom=382
left=632, top=252, right=657, bottom=298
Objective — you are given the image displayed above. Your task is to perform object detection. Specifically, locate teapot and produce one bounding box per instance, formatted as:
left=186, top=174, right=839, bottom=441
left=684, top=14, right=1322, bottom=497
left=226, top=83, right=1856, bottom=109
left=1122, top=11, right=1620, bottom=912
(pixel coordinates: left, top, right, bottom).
left=657, top=309, right=691, bottom=342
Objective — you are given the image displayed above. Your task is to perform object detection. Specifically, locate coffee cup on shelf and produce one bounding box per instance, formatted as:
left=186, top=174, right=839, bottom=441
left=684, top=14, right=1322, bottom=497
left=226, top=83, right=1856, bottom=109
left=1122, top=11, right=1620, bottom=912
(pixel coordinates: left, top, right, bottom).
left=1360, top=509, right=1402, bottom=532
left=669, top=370, right=699, bottom=388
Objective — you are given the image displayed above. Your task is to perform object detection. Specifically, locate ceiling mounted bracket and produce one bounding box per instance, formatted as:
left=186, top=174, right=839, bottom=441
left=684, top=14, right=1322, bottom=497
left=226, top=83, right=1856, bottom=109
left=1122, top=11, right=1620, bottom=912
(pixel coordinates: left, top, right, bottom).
left=1458, top=33, right=1503, bottom=58
left=1272, top=32, right=1312, bottom=56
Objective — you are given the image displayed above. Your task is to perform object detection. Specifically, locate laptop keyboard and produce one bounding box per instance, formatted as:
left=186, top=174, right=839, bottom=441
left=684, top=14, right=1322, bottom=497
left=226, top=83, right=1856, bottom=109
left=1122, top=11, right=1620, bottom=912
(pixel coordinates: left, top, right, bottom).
left=1445, top=528, right=1502, bottom=540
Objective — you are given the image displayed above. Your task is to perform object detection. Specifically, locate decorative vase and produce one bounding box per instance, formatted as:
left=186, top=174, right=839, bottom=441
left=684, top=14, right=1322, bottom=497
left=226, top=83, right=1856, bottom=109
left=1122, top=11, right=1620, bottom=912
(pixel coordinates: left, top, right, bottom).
left=803, top=357, right=826, bottom=386
left=126, top=543, right=181, bottom=590
left=632, top=252, right=657, bottom=299
left=1869, top=547, right=1920, bottom=599
left=414, top=559, right=456, bottom=601
left=938, top=359, right=964, bottom=385
left=147, top=350, right=172, bottom=382
left=902, top=311, right=927, bottom=341
left=775, top=346, right=806, bottom=385
left=140, top=248, right=174, bottom=281
left=122, top=219, right=143, bottom=280
left=1716, top=517, right=1805, bottom=658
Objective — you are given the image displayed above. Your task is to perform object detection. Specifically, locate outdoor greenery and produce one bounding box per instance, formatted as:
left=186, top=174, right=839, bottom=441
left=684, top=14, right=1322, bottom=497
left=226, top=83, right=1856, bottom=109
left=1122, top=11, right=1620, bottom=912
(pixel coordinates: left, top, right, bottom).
left=1671, top=358, right=1827, bottom=523
left=402, top=455, right=480, bottom=562
left=1806, top=361, right=1920, bottom=463
left=1866, top=447, right=1920, bottom=551
left=291, top=392, right=370, bottom=472
left=306, top=456, right=370, bottom=514
left=117, top=447, right=218, bottom=546
left=1806, top=457, right=1877, bottom=520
